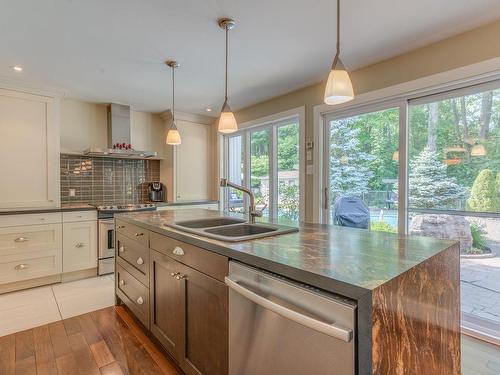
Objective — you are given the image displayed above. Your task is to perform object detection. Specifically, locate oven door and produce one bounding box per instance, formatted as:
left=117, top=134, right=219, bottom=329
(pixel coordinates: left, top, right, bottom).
left=98, top=219, right=115, bottom=259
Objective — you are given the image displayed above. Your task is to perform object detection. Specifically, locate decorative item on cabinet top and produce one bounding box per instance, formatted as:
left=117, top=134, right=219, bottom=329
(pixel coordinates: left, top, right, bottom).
left=60, top=153, right=160, bottom=205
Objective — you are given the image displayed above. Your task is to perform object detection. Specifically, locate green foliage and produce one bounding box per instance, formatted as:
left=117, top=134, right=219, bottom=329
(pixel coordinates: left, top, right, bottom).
left=467, top=169, right=499, bottom=212
left=407, top=147, right=467, bottom=208
left=371, top=221, right=397, bottom=233
left=470, top=222, right=488, bottom=250
left=278, top=185, right=300, bottom=221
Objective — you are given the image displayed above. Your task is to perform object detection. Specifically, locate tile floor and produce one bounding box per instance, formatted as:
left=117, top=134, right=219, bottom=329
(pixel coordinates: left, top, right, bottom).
left=0, top=275, right=114, bottom=337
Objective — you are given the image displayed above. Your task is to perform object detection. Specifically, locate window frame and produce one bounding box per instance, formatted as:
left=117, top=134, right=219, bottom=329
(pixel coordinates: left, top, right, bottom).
left=222, top=107, right=305, bottom=221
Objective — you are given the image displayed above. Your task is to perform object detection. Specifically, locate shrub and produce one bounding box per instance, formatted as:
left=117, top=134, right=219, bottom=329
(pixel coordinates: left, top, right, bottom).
left=467, top=169, right=498, bottom=212
left=371, top=221, right=397, bottom=233
left=470, top=222, right=488, bottom=250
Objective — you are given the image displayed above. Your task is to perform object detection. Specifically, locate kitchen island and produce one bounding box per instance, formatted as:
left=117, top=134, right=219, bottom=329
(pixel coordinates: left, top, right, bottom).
left=114, top=209, right=460, bottom=375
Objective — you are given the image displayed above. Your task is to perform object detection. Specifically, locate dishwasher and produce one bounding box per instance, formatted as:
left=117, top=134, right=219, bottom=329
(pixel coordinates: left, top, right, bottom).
left=225, top=261, right=356, bottom=375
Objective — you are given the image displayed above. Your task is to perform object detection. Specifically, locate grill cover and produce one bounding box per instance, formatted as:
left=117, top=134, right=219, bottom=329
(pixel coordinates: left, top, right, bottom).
left=333, top=197, right=370, bottom=229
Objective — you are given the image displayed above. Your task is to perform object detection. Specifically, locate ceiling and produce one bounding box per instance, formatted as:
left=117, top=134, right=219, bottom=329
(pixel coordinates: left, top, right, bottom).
left=1, top=0, right=499, bottom=115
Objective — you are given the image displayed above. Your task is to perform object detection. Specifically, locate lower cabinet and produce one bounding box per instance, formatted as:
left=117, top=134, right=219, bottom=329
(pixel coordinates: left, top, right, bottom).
left=150, top=249, right=228, bottom=375
left=62, top=220, right=97, bottom=273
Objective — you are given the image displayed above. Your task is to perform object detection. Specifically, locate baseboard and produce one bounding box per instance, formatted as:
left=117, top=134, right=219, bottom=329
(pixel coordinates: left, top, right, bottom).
left=0, top=274, right=61, bottom=294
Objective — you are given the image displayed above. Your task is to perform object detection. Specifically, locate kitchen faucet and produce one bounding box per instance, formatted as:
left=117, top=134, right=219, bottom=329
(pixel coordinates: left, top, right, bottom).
left=220, top=178, right=262, bottom=223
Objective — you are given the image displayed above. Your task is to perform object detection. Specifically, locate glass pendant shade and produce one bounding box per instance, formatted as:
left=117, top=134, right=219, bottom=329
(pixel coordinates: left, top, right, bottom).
left=324, top=59, right=354, bottom=105
left=166, top=123, right=181, bottom=145
left=218, top=100, right=238, bottom=134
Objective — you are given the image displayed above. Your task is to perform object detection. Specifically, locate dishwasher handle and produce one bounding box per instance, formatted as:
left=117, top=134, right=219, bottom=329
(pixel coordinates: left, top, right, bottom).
left=225, top=276, right=353, bottom=343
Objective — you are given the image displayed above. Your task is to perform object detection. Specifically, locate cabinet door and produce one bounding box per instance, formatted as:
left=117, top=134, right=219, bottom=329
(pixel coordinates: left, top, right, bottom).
left=150, top=250, right=183, bottom=360
left=62, top=221, right=97, bottom=272
left=179, top=262, right=228, bottom=375
left=0, top=89, right=59, bottom=208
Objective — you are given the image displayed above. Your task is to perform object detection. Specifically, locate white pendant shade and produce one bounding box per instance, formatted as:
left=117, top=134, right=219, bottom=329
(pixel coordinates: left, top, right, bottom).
left=218, top=110, right=238, bottom=134
left=324, top=68, right=354, bottom=105
left=166, top=127, right=181, bottom=145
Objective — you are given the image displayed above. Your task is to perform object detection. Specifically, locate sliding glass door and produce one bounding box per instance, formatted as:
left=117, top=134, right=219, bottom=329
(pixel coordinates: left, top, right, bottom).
left=323, top=107, right=400, bottom=232
left=408, top=85, right=500, bottom=330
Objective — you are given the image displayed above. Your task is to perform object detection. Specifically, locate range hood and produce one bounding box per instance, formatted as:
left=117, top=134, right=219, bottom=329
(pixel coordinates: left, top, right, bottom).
left=83, top=103, right=158, bottom=159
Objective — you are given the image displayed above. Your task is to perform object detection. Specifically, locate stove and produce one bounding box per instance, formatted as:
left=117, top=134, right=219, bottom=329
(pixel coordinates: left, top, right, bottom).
left=92, top=203, right=156, bottom=275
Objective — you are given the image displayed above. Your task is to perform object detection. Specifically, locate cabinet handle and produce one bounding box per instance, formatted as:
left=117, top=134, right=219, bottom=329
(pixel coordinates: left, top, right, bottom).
left=171, top=272, right=180, bottom=277
left=136, top=257, right=144, bottom=265
left=119, top=246, right=125, bottom=253
left=135, top=232, right=144, bottom=237
left=175, top=274, right=186, bottom=280
left=118, top=225, right=126, bottom=229
left=15, top=264, right=28, bottom=270
left=119, top=280, right=125, bottom=286
left=75, top=242, right=85, bottom=248
left=14, top=237, right=29, bottom=242
left=136, top=296, right=144, bottom=305
left=173, top=246, right=185, bottom=256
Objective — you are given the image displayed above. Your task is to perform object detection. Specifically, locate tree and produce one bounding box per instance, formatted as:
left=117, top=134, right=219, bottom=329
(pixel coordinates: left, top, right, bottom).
left=467, top=169, right=499, bottom=212
left=329, top=118, right=374, bottom=200
left=408, top=147, right=467, bottom=208
left=278, top=185, right=300, bottom=221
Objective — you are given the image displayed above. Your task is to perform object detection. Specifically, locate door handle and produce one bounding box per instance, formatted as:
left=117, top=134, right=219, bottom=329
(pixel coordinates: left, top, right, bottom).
left=225, top=277, right=352, bottom=343
left=136, top=257, right=144, bottom=265
left=136, top=296, right=144, bottom=305
left=119, top=280, right=125, bottom=286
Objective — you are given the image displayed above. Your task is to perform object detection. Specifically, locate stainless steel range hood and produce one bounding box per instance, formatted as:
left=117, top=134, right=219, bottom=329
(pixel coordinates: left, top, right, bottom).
left=83, top=103, right=158, bottom=159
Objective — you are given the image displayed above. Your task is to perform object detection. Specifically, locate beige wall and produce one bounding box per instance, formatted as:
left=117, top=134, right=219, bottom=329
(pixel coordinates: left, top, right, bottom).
left=235, top=19, right=500, bottom=222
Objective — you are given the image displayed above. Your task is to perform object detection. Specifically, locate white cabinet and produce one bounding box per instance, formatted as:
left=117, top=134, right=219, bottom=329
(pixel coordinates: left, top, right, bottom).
left=62, top=213, right=97, bottom=273
left=0, top=88, right=60, bottom=209
left=161, top=112, right=217, bottom=203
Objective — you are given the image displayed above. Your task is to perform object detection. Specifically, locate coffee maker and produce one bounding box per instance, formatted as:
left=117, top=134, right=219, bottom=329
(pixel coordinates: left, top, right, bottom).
left=148, top=182, right=165, bottom=202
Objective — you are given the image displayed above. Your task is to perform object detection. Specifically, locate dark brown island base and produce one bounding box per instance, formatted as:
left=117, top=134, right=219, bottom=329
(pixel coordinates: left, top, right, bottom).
left=114, top=209, right=460, bottom=375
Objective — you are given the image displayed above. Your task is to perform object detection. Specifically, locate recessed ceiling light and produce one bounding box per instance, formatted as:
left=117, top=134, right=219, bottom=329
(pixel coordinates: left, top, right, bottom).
left=12, top=66, right=23, bottom=72
left=206, top=108, right=212, bottom=112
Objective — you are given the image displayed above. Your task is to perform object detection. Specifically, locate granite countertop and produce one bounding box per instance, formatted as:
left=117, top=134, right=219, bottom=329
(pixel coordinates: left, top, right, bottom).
left=0, top=204, right=96, bottom=215
left=116, top=209, right=456, bottom=300
left=154, top=200, right=219, bottom=207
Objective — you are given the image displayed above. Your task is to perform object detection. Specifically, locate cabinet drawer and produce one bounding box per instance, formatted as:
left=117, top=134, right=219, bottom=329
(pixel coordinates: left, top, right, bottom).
left=116, top=234, right=149, bottom=286
left=0, top=212, right=62, bottom=228
left=62, top=210, right=97, bottom=223
left=0, top=252, right=62, bottom=284
left=115, top=220, right=149, bottom=247
left=116, top=264, right=149, bottom=328
left=150, top=232, right=228, bottom=282
left=0, top=224, right=62, bottom=256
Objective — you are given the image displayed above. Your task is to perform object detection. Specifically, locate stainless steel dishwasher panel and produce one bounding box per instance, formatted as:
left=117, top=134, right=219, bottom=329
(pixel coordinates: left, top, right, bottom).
left=226, top=261, right=356, bottom=375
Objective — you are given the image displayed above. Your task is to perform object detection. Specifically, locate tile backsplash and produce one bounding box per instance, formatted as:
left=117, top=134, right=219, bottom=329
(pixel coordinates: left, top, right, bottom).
left=60, top=154, right=160, bottom=205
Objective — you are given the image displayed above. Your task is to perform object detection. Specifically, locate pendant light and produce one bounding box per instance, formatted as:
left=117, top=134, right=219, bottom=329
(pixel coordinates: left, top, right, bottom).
left=166, top=60, right=181, bottom=145
left=324, top=0, right=354, bottom=105
left=217, top=18, right=238, bottom=133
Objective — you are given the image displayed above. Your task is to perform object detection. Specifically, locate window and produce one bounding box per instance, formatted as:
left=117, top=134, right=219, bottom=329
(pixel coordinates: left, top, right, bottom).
left=323, top=107, right=400, bottom=232
left=224, top=116, right=301, bottom=220
left=319, top=79, right=500, bottom=339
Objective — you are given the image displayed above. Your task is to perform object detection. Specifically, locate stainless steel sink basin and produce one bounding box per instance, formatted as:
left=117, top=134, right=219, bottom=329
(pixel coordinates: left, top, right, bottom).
left=167, top=217, right=298, bottom=242
left=173, top=217, right=246, bottom=229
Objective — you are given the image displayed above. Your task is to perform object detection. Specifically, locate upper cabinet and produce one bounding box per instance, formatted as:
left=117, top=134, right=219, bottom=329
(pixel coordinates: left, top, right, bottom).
left=0, top=88, right=60, bottom=209
left=161, top=112, right=218, bottom=203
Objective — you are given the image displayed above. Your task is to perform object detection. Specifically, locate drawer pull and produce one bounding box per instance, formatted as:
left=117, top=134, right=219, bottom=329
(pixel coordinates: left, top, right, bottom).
left=136, top=296, right=144, bottom=305
left=173, top=246, right=185, bottom=256
left=171, top=272, right=180, bottom=277
left=119, top=279, right=125, bottom=286
left=119, top=246, right=125, bottom=253
left=136, top=257, right=144, bottom=265
left=75, top=242, right=85, bottom=248
left=118, top=225, right=126, bottom=229
left=134, top=232, right=144, bottom=237
left=14, top=237, right=29, bottom=243
left=175, top=274, right=186, bottom=280
left=39, top=218, right=45, bottom=221
left=15, top=264, right=28, bottom=270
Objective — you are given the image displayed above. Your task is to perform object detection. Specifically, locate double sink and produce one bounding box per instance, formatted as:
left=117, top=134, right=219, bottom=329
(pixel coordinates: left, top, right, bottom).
left=166, top=217, right=298, bottom=242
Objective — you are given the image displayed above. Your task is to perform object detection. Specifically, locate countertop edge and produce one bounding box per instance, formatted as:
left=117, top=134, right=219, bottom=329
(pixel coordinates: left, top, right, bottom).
left=0, top=205, right=97, bottom=215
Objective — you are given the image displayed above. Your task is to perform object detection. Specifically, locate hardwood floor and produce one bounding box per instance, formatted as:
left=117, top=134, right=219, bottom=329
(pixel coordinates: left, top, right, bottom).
left=0, top=306, right=183, bottom=375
